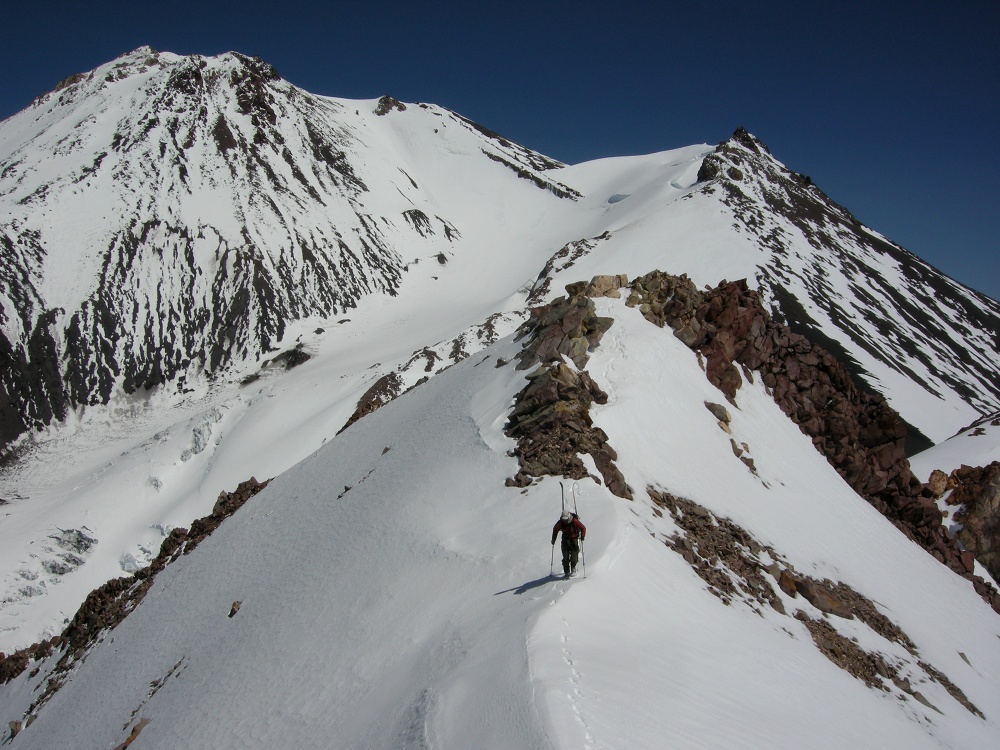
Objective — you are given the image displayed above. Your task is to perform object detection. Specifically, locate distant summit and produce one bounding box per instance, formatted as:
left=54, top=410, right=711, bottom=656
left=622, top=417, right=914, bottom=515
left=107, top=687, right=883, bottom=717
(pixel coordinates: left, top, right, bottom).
left=0, top=49, right=576, bottom=459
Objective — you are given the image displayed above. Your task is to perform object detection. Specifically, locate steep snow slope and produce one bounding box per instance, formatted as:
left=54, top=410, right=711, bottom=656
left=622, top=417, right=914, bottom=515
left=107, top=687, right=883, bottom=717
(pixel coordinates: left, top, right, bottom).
left=3, top=47, right=999, bottom=659
left=3, top=299, right=998, bottom=749
left=0, top=46, right=580, bottom=450
left=911, top=413, right=1000, bottom=481
left=0, top=93, right=714, bottom=651
left=545, top=132, right=1000, bottom=446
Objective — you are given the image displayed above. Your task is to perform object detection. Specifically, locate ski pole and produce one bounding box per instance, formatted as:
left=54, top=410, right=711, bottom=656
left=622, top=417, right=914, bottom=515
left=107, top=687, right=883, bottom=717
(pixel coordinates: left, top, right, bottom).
left=550, top=543, right=555, bottom=576
left=581, top=541, right=586, bottom=578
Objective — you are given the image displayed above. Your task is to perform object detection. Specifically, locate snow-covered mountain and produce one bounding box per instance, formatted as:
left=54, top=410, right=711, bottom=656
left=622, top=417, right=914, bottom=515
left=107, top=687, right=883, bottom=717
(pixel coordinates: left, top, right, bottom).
left=2, top=48, right=1000, bottom=747
left=2, top=47, right=997, bottom=461
left=3, top=281, right=1000, bottom=749
left=0, top=45, right=576, bottom=455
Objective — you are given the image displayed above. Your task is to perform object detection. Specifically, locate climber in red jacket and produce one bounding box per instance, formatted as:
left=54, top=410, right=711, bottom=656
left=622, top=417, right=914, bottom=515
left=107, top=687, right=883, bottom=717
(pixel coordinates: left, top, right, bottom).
left=552, top=511, right=586, bottom=579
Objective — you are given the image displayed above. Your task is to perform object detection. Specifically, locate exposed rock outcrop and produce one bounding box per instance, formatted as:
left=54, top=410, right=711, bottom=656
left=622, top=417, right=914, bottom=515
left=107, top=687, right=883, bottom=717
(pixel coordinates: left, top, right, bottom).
left=515, top=290, right=615, bottom=371
left=338, top=313, right=523, bottom=434
left=374, top=95, right=406, bottom=115
left=927, top=468, right=950, bottom=498
left=650, top=489, right=784, bottom=612
left=339, top=373, right=404, bottom=434
left=648, top=487, right=982, bottom=717
left=795, top=612, right=897, bottom=691
left=505, top=284, right=631, bottom=498
left=505, top=362, right=630, bottom=498
left=941, top=462, right=1000, bottom=584
left=112, top=718, right=150, bottom=750
left=697, top=128, right=1000, bottom=439
left=628, top=271, right=1000, bottom=613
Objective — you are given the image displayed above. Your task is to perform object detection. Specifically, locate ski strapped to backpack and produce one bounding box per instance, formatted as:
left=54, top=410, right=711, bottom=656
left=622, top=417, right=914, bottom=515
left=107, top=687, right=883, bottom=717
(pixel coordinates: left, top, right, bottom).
left=559, top=481, right=581, bottom=515
left=574, top=482, right=586, bottom=578
left=558, top=482, right=586, bottom=578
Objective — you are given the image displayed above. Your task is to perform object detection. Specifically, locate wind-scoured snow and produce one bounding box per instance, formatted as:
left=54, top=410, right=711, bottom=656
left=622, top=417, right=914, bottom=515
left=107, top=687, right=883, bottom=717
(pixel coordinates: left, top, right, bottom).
left=2, top=47, right=999, bottom=652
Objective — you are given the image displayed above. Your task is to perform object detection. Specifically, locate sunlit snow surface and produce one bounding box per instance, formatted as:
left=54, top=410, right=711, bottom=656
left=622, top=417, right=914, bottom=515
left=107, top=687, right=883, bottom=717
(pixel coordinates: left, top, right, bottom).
left=3, top=302, right=1000, bottom=749
left=910, top=416, right=1000, bottom=481
left=2, top=49, right=1000, bottom=748
left=0, top=78, right=717, bottom=653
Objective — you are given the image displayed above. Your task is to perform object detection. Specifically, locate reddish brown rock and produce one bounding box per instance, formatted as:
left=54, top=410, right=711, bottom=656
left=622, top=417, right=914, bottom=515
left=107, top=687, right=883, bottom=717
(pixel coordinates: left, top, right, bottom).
left=627, top=270, right=1000, bottom=614
left=515, top=283, right=616, bottom=371
left=926, top=470, right=950, bottom=498
left=797, top=579, right=854, bottom=619
left=505, top=361, right=631, bottom=499
left=948, top=462, right=1000, bottom=585
left=505, top=283, right=633, bottom=498
left=777, top=569, right=798, bottom=597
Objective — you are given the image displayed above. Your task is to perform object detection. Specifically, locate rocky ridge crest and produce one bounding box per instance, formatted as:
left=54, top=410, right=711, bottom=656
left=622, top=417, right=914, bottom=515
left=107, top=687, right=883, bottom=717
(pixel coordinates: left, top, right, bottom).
left=506, top=269, right=999, bottom=612
left=504, top=278, right=631, bottom=498
left=697, top=129, right=1000, bottom=450
left=930, top=460, right=1000, bottom=584
left=624, top=270, right=999, bottom=612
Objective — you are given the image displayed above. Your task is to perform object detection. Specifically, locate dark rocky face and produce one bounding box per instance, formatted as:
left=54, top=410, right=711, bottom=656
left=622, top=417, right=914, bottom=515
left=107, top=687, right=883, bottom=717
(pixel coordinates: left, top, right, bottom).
left=699, top=130, right=1000, bottom=445
left=942, top=461, right=1000, bottom=585
left=625, top=269, right=1000, bottom=613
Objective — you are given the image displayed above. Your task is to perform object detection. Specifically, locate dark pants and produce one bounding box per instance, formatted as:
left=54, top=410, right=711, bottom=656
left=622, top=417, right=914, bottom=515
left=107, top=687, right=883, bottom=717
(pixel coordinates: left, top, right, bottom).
left=561, top=538, right=580, bottom=575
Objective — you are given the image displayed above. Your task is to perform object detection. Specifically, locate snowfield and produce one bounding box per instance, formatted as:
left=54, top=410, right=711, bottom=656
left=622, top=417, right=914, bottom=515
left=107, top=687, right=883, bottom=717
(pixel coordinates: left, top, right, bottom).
left=910, top=416, right=1000, bottom=482
left=2, top=48, right=1000, bottom=748
left=3, top=301, right=999, bottom=749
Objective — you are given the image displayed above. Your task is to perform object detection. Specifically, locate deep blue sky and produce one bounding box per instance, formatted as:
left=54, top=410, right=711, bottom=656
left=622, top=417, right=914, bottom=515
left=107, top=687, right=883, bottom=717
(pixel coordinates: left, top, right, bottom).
left=3, top=1, right=998, bottom=301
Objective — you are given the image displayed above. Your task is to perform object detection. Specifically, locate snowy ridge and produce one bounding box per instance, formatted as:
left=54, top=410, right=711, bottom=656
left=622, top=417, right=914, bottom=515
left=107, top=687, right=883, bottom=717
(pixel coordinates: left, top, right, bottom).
left=2, top=294, right=999, bottom=748
left=911, top=412, right=1000, bottom=481
left=1, top=50, right=1000, bottom=744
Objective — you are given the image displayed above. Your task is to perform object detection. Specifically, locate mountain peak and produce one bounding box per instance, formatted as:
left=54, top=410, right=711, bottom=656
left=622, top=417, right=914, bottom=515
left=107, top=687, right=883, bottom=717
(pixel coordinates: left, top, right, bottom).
left=0, top=49, right=583, bottom=462
left=697, top=127, right=781, bottom=182
left=119, top=44, right=159, bottom=59
left=728, top=126, right=773, bottom=155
